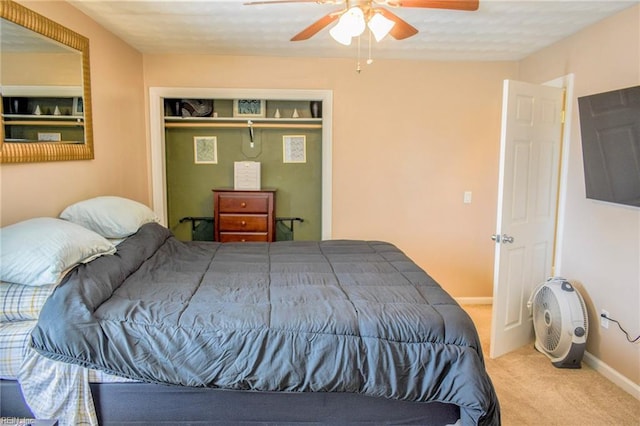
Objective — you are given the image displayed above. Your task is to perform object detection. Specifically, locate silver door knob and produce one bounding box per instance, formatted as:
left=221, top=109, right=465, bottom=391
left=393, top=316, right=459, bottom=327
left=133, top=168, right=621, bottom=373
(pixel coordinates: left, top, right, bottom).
left=491, top=234, right=514, bottom=244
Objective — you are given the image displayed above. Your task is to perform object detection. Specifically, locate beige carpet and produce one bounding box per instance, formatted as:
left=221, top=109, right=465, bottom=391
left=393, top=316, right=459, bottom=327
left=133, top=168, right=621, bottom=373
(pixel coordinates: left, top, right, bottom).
left=462, top=305, right=640, bottom=426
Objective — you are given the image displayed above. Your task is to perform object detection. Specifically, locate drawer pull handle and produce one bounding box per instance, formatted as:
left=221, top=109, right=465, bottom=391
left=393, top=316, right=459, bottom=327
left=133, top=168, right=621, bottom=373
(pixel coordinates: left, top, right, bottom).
left=241, top=239, right=246, bottom=242
left=241, top=202, right=247, bottom=208
left=241, top=221, right=246, bottom=226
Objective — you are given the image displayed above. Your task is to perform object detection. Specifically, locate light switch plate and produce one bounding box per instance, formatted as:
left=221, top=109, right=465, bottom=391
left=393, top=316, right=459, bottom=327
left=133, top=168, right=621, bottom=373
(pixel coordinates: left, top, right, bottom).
left=463, top=191, right=472, bottom=204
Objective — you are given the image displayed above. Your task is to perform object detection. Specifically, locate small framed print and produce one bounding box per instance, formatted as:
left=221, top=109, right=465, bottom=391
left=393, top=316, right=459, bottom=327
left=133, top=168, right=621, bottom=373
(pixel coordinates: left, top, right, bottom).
left=283, top=135, right=306, bottom=163
left=194, top=136, right=218, bottom=164
left=233, top=99, right=266, bottom=118
left=72, top=97, right=84, bottom=115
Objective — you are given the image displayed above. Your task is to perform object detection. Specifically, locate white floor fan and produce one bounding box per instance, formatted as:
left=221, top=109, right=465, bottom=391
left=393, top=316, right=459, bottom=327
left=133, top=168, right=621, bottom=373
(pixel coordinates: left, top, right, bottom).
left=528, top=277, right=588, bottom=368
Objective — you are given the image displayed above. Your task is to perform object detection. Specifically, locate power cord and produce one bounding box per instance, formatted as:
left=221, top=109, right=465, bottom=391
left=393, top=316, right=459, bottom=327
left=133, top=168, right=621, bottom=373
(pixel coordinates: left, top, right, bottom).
left=600, top=313, right=640, bottom=343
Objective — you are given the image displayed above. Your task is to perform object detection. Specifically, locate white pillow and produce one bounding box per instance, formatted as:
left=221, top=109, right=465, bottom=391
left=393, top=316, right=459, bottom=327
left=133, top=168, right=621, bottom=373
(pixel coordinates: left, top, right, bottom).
left=60, top=196, right=158, bottom=238
left=0, top=217, right=116, bottom=286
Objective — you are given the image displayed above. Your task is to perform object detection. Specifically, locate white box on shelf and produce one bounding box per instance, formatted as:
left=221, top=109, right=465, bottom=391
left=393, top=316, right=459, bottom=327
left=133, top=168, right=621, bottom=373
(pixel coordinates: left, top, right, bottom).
left=38, top=132, right=61, bottom=142
left=234, top=161, right=261, bottom=190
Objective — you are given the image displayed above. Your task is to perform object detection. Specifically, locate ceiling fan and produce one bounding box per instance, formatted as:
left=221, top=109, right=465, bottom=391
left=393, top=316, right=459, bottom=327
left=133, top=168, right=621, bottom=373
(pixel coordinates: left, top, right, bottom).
left=243, top=0, right=479, bottom=43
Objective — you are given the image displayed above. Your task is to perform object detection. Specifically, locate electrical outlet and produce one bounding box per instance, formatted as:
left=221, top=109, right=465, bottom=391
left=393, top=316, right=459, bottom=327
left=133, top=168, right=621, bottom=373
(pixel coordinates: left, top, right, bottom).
left=600, top=309, right=609, bottom=329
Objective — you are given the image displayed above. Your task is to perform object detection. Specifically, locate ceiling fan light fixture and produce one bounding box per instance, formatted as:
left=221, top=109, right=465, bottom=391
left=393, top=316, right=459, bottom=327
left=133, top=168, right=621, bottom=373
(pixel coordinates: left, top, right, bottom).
left=338, top=6, right=366, bottom=36
left=329, top=23, right=353, bottom=45
left=367, top=12, right=395, bottom=42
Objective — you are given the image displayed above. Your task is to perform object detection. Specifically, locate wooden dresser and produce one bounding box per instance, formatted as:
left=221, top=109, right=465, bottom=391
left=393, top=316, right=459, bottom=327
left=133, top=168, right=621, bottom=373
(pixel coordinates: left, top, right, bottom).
left=213, top=189, right=276, bottom=242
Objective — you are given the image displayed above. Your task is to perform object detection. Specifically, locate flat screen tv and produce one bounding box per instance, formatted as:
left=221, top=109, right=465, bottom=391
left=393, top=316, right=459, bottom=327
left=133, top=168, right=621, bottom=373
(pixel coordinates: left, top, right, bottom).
left=577, top=85, right=640, bottom=208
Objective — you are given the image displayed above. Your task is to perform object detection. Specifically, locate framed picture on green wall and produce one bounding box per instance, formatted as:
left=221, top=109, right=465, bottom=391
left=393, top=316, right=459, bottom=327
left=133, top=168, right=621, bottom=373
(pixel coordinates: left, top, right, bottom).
left=233, top=99, right=266, bottom=118
left=194, top=136, right=217, bottom=164
left=283, top=135, right=306, bottom=163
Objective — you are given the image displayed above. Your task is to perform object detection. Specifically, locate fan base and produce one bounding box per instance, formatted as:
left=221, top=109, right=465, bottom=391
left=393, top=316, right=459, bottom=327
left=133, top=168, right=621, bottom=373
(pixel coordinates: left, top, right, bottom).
left=535, top=340, right=585, bottom=369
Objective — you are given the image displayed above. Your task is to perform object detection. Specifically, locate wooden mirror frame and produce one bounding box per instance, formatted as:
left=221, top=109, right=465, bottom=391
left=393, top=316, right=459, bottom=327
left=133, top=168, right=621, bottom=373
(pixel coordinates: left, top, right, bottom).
left=0, top=0, right=93, bottom=163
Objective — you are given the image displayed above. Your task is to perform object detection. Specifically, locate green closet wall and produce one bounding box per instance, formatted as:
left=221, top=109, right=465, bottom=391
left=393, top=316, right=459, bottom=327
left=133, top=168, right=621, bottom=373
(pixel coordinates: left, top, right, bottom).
left=165, top=121, right=322, bottom=242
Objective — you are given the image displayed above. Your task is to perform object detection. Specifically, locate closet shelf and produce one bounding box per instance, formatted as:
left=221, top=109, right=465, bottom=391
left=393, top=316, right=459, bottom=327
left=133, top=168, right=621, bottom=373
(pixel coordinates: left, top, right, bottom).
left=2, top=119, right=84, bottom=127
left=165, top=120, right=322, bottom=130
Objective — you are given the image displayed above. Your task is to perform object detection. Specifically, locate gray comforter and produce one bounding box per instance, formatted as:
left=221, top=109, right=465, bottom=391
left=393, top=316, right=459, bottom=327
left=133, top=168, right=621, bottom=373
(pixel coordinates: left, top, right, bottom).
left=31, top=223, right=500, bottom=425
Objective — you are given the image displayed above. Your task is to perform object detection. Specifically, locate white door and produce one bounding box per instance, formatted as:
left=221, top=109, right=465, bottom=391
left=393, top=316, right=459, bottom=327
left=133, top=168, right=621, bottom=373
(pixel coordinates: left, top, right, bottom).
left=490, top=80, right=565, bottom=359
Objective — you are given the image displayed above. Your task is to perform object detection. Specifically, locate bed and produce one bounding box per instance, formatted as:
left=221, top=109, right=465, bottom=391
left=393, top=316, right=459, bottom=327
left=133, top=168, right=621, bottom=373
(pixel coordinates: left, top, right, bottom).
left=0, top=196, right=500, bottom=426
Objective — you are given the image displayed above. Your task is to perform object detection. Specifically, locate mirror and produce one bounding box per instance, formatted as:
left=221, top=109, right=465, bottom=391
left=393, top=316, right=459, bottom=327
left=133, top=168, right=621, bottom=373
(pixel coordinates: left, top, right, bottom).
left=0, top=0, right=93, bottom=163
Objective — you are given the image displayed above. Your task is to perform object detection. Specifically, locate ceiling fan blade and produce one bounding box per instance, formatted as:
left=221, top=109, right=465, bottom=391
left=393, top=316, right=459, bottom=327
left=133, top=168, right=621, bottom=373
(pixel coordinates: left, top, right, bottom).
left=244, top=0, right=340, bottom=5
left=385, top=0, right=479, bottom=11
left=291, top=12, right=340, bottom=41
left=244, top=1, right=316, bottom=5
left=377, top=9, right=418, bottom=40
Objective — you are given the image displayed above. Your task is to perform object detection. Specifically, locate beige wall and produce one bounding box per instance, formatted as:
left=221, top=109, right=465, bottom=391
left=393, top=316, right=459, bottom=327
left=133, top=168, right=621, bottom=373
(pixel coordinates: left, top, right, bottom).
left=3, top=52, right=81, bottom=86
left=144, top=55, right=517, bottom=297
left=519, top=5, right=640, bottom=385
left=0, top=0, right=148, bottom=226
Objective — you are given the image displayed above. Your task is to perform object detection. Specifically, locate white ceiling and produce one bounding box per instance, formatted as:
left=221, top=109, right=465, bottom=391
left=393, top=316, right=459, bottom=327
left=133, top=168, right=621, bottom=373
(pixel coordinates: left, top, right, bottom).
left=68, top=0, right=638, bottom=61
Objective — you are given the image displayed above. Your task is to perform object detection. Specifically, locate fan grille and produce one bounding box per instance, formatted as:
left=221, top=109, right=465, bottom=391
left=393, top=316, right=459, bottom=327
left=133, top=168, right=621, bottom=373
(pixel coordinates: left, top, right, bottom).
left=534, top=286, right=562, bottom=352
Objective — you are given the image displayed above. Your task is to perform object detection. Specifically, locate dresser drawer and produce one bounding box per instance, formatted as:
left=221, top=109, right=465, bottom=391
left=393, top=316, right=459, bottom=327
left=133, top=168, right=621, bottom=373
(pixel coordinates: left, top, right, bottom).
left=219, top=232, right=268, bottom=242
left=213, top=189, right=276, bottom=242
left=218, top=214, right=268, bottom=232
left=217, top=193, right=270, bottom=213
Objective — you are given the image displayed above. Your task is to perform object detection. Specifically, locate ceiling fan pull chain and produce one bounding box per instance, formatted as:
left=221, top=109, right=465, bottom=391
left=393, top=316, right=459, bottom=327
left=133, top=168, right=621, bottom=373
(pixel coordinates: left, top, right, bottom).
left=356, top=35, right=362, bottom=73
left=367, top=29, right=373, bottom=65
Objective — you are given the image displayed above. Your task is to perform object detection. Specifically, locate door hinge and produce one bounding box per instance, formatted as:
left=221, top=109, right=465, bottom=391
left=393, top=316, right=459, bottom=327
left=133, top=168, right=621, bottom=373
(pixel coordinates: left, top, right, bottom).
left=561, top=109, right=566, bottom=124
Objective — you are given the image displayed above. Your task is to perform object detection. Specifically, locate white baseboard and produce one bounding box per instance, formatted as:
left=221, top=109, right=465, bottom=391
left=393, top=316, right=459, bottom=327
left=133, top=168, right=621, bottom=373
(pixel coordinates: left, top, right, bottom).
left=584, top=351, right=640, bottom=401
left=455, top=297, right=493, bottom=305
